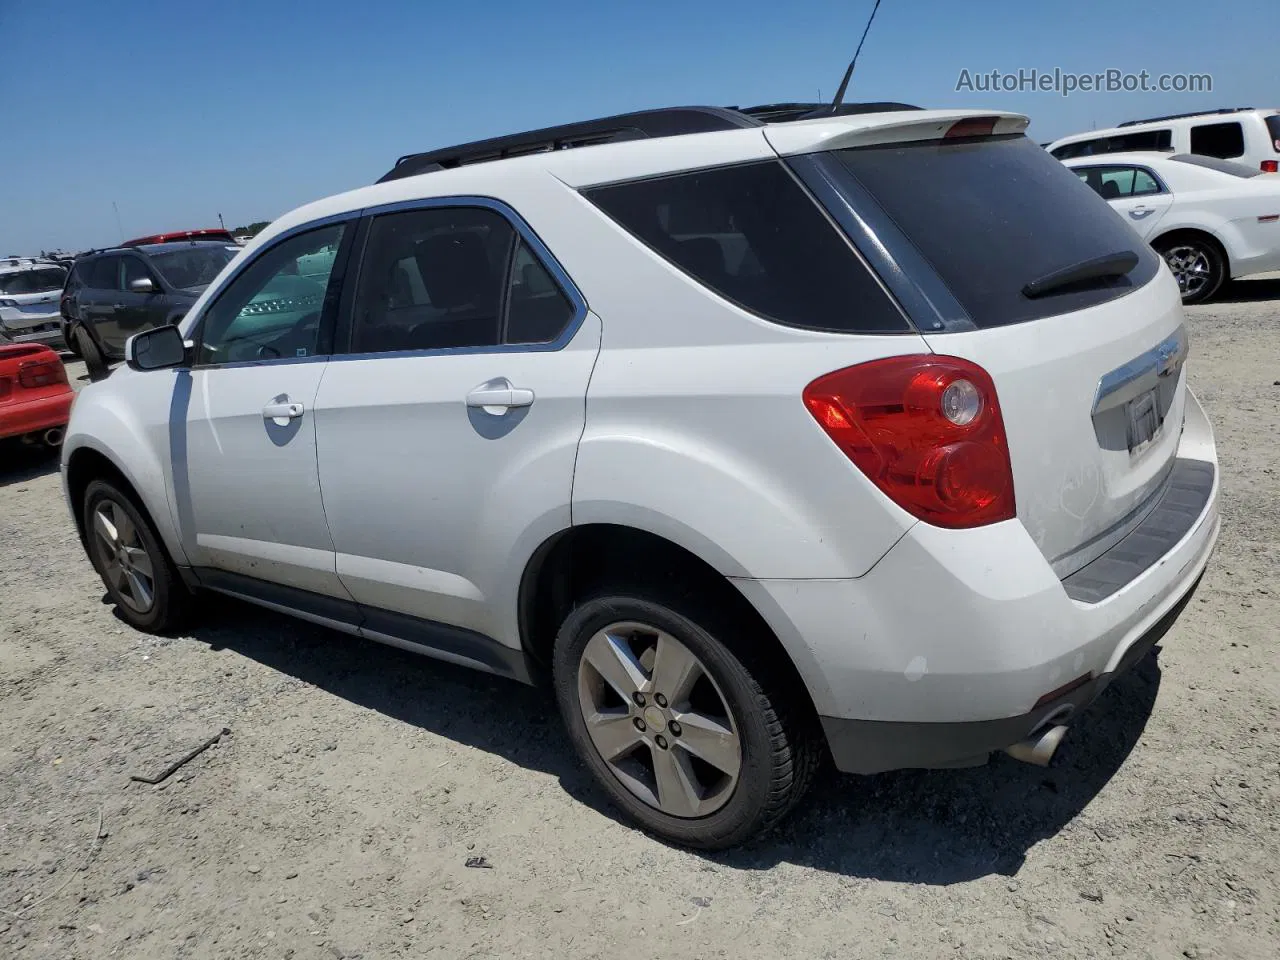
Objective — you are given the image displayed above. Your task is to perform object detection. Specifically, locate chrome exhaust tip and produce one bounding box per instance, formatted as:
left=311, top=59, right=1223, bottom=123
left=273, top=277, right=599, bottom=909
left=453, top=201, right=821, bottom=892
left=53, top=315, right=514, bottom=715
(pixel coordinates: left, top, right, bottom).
left=1003, top=724, right=1068, bottom=767
left=42, top=427, right=65, bottom=447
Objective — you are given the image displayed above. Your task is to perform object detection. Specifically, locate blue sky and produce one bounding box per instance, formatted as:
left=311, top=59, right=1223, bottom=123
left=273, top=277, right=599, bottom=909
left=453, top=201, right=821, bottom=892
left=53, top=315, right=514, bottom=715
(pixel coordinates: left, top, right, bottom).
left=2, top=0, right=1276, bottom=253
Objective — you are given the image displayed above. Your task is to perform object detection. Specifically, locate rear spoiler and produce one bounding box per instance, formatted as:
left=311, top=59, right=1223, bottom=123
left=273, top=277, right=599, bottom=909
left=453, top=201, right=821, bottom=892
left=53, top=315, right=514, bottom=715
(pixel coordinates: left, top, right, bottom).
left=763, top=110, right=1030, bottom=156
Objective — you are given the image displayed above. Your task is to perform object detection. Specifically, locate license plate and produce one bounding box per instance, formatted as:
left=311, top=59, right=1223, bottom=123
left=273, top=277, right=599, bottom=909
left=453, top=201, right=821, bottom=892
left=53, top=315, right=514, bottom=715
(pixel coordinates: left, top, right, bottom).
left=1126, top=387, right=1164, bottom=454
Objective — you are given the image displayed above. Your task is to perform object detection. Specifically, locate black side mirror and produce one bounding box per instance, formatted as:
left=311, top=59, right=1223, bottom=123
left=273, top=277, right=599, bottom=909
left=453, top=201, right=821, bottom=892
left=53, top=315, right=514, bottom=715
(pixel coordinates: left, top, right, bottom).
left=125, top=324, right=189, bottom=371
left=128, top=276, right=158, bottom=294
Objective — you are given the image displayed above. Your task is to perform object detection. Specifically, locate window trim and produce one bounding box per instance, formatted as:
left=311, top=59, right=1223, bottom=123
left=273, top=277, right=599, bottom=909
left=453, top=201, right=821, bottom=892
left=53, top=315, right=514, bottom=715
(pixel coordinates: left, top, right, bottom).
left=1071, top=163, right=1169, bottom=198
left=184, top=212, right=360, bottom=371
left=330, top=195, right=588, bottom=361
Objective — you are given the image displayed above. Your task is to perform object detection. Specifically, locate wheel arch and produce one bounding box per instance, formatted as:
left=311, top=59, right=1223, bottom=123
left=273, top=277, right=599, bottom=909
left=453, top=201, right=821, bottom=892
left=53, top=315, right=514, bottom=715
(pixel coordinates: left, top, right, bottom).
left=517, top=522, right=829, bottom=732
left=1151, top=226, right=1232, bottom=275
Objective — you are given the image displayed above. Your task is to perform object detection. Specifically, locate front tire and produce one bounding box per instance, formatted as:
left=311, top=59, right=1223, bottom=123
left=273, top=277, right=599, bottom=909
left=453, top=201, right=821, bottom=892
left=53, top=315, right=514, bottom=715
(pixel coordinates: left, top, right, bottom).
left=83, top=479, right=192, bottom=633
left=74, top=326, right=110, bottom=382
left=1156, top=236, right=1225, bottom=304
left=553, top=591, right=819, bottom=849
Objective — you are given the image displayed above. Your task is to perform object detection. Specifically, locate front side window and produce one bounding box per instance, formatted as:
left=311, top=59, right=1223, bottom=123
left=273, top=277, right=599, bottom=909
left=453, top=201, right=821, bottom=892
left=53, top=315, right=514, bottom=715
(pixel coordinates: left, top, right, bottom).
left=0, top=266, right=67, bottom=295
left=584, top=160, right=907, bottom=333
left=347, top=206, right=579, bottom=354
left=122, top=256, right=153, bottom=288
left=1190, top=122, right=1245, bottom=159
left=196, top=224, right=345, bottom=366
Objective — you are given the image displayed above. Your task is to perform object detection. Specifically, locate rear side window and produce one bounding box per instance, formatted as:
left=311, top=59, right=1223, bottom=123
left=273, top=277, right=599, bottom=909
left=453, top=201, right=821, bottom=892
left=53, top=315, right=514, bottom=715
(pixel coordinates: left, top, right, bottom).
left=1267, top=115, right=1280, bottom=152
left=1190, top=122, right=1245, bottom=159
left=584, top=161, right=908, bottom=334
left=1051, top=129, right=1172, bottom=159
left=833, top=135, right=1160, bottom=328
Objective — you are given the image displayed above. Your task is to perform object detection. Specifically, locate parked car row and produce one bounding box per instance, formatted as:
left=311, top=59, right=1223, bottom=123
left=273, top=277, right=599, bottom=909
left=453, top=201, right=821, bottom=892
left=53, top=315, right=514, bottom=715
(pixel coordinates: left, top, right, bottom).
left=61, top=102, right=1220, bottom=849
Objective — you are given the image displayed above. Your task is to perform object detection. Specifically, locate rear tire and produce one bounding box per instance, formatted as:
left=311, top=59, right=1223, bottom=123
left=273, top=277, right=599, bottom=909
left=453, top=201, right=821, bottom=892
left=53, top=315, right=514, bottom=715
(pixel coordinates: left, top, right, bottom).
left=553, top=590, right=820, bottom=849
left=74, top=327, right=110, bottom=382
left=82, top=479, right=193, bottom=633
left=1155, top=235, right=1225, bottom=304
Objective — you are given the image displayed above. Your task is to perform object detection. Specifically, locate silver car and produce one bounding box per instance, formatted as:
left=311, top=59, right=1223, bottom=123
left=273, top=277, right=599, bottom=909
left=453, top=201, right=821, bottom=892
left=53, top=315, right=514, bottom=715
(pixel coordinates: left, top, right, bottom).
left=0, top=257, right=69, bottom=350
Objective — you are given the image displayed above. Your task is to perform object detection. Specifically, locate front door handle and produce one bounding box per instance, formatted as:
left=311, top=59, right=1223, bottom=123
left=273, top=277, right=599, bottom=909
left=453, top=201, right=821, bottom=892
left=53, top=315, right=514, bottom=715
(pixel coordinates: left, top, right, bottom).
left=262, top=400, right=305, bottom=424
left=466, top=379, right=535, bottom=411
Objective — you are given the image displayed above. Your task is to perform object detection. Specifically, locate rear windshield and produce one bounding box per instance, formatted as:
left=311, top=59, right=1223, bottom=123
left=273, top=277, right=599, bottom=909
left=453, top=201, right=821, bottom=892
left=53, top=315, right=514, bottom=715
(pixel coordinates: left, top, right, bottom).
left=1050, top=129, right=1172, bottom=159
left=0, top=266, right=67, bottom=295
left=831, top=135, right=1161, bottom=328
left=149, top=245, right=238, bottom=290
left=1170, top=154, right=1262, bottom=178
left=1266, top=114, right=1280, bottom=152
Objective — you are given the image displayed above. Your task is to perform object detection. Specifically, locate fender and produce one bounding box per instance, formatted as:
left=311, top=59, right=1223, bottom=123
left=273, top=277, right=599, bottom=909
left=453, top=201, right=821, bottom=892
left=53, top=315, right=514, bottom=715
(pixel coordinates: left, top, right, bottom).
left=61, top=369, right=190, bottom=567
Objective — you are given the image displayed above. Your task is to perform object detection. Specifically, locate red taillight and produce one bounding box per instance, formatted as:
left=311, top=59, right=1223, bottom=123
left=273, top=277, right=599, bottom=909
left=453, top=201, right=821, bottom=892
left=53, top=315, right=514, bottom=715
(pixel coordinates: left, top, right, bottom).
left=1261, top=160, right=1279, bottom=173
left=18, top=359, right=68, bottom=389
left=944, top=116, right=999, bottom=139
left=803, top=355, right=1016, bottom=528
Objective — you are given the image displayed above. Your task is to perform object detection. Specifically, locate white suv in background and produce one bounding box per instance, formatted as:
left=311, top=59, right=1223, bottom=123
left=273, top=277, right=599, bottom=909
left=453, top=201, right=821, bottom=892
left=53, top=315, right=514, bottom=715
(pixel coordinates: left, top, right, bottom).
left=0, top=257, right=69, bottom=349
left=61, top=103, right=1220, bottom=848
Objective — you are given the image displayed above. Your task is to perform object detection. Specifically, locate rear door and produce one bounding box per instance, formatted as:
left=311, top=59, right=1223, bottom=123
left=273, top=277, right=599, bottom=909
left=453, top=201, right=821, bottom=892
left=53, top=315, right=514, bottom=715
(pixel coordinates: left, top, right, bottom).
left=1073, top=164, right=1174, bottom=239
left=812, top=132, right=1187, bottom=577
left=313, top=200, right=599, bottom=643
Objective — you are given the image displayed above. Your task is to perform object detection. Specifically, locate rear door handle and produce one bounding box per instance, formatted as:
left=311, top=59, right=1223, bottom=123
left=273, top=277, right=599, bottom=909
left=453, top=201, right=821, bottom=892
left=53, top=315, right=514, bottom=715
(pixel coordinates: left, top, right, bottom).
left=466, top=380, right=535, bottom=410
left=262, top=400, right=305, bottom=423
left=1129, top=206, right=1153, bottom=218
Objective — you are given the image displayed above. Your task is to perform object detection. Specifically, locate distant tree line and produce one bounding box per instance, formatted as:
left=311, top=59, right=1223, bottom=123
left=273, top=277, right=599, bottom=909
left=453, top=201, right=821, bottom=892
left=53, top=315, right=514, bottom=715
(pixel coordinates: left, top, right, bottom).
left=231, top=221, right=271, bottom=237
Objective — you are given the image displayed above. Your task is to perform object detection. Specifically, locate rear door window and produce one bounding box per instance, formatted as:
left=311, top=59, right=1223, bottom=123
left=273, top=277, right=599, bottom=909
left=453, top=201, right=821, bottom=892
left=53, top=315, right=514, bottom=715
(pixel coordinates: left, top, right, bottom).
left=584, top=161, right=908, bottom=334
left=832, top=135, right=1160, bottom=328
left=1075, top=165, right=1164, bottom=199
left=1190, top=122, right=1245, bottom=159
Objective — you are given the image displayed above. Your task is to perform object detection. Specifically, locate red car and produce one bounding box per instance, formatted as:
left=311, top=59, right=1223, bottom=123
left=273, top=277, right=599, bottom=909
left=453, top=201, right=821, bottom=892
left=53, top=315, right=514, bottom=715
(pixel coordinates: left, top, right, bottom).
left=0, top=344, right=74, bottom=446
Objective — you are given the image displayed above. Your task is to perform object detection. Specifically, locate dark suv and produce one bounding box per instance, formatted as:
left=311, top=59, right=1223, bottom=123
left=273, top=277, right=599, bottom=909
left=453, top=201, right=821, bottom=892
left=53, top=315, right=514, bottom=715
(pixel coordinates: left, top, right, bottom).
left=61, top=241, right=239, bottom=379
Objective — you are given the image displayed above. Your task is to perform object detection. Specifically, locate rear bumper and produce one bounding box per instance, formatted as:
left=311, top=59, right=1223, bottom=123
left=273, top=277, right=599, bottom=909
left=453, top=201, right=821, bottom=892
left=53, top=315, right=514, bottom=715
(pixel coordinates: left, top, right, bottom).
left=0, top=390, right=75, bottom=440
left=734, top=389, right=1219, bottom=773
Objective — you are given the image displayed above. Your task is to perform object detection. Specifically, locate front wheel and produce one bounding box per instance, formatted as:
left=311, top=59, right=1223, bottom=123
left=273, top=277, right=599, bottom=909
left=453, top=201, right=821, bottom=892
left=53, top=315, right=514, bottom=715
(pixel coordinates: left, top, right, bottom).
left=553, top=592, right=819, bottom=849
left=1156, top=237, right=1225, bottom=304
left=83, top=479, right=192, bottom=633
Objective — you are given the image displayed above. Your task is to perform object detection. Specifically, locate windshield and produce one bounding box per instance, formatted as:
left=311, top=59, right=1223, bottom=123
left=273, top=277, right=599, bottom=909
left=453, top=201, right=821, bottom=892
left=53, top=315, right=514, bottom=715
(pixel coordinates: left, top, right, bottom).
left=1170, top=154, right=1263, bottom=178
left=831, top=134, right=1160, bottom=328
left=150, top=245, right=239, bottom=289
left=0, top=266, right=67, bottom=295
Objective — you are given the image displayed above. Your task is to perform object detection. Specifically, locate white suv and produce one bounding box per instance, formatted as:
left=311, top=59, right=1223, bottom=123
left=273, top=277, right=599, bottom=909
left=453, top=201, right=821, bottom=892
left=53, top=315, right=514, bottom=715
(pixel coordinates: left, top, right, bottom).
left=61, top=103, right=1220, bottom=849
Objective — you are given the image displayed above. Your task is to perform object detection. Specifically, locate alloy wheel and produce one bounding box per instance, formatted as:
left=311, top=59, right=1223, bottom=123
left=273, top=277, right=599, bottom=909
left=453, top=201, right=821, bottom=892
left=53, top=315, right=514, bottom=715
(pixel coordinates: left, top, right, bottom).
left=1162, top=244, right=1212, bottom=299
left=576, top=621, right=742, bottom=818
left=92, top=500, right=156, bottom=613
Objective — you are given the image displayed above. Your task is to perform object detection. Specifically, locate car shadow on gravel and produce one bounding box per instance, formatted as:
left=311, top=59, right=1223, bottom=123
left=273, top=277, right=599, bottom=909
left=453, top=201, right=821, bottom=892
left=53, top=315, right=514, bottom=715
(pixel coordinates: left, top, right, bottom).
left=1215, top=277, right=1280, bottom=303
left=190, top=598, right=1160, bottom=886
left=0, top=441, right=60, bottom=486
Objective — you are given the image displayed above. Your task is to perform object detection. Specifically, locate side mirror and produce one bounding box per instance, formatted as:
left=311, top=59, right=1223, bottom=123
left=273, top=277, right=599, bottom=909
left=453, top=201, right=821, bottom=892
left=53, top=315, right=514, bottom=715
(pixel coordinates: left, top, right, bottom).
left=125, top=324, right=188, bottom=372
left=129, top=276, right=158, bottom=294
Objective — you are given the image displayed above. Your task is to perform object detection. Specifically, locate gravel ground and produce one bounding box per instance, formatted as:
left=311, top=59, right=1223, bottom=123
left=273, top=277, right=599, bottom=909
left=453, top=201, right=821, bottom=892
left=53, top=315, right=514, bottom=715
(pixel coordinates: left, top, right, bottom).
left=2, top=281, right=1278, bottom=960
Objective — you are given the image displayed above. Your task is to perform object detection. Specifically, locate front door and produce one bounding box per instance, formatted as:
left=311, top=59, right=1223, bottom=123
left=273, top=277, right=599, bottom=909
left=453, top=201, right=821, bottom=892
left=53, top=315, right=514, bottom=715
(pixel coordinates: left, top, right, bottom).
left=313, top=202, right=599, bottom=644
left=176, top=220, right=354, bottom=599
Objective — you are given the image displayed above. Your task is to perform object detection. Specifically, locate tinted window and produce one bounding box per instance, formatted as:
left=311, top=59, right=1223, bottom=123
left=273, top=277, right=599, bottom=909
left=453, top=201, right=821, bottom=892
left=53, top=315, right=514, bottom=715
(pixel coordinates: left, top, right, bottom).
left=506, top=240, right=575, bottom=344
left=834, top=135, right=1160, bottom=328
left=89, top=257, right=121, bottom=290
left=349, top=207, right=514, bottom=354
left=149, top=245, right=238, bottom=289
left=1169, top=153, right=1262, bottom=178
left=0, top=267, right=67, bottom=294
left=197, top=224, right=344, bottom=366
left=1190, top=122, right=1245, bottom=159
left=121, top=256, right=152, bottom=287
left=585, top=161, right=906, bottom=333
left=1051, top=129, right=1172, bottom=159
left=1267, top=115, right=1280, bottom=151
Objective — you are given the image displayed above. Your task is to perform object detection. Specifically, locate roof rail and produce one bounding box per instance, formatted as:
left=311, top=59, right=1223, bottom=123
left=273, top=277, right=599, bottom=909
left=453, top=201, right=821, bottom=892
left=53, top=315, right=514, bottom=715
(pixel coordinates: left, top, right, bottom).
left=377, top=101, right=924, bottom=183
left=1117, top=107, right=1255, bottom=128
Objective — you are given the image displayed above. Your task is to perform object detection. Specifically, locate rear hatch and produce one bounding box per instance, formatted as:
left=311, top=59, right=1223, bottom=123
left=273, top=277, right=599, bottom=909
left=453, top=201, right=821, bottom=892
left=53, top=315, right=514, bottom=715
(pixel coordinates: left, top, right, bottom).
left=788, top=119, right=1188, bottom=577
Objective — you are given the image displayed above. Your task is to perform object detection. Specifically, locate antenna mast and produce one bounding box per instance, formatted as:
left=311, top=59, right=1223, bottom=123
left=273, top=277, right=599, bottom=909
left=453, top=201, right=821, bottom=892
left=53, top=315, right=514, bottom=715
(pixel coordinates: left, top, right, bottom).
left=830, top=0, right=885, bottom=112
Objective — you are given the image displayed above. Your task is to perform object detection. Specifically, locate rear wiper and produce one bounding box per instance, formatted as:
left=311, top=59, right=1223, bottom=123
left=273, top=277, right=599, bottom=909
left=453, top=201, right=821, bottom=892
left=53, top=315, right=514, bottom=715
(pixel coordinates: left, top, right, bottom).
left=1021, top=251, right=1140, bottom=299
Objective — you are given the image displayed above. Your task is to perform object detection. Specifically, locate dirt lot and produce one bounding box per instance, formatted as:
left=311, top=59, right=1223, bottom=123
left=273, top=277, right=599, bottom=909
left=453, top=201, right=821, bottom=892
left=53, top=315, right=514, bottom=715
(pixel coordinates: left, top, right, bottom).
left=2, top=280, right=1278, bottom=960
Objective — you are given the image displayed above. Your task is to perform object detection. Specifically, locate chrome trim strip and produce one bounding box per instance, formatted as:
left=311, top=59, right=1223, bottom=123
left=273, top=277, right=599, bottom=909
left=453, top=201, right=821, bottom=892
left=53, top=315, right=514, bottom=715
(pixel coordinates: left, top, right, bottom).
left=1093, top=324, right=1189, bottom=414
